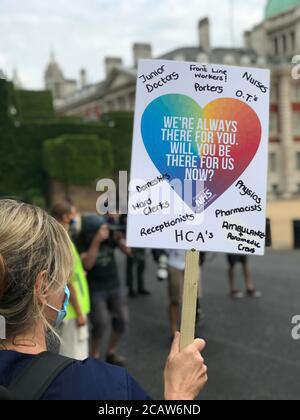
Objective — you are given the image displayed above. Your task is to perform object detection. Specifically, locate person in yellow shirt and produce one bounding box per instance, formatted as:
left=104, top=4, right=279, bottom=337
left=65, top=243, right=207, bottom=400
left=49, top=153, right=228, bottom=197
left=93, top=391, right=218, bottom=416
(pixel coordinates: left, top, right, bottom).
left=51, top=202, right=90, bottom=360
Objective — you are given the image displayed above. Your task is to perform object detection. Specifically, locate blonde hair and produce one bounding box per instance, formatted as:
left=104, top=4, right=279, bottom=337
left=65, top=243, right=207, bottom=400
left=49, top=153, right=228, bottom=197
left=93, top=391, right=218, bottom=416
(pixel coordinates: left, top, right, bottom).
left=0, top=199, right=73, bottom=340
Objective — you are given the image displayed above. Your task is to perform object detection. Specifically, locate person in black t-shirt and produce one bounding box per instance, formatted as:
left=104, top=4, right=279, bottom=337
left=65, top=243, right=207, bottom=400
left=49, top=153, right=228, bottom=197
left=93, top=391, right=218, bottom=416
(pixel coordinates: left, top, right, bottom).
left=80, top=216, right=131, bottom=366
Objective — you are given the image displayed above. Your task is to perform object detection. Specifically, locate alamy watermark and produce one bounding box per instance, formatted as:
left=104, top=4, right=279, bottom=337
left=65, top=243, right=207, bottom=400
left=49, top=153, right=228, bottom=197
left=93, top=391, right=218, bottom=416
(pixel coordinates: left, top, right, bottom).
left=291, top=316, right=300, bottom=340
left=96, top=170, right=206, bottom=222
left=0, top=315, right=6, bottom=340
left=291, top=56, right=300, bottom=80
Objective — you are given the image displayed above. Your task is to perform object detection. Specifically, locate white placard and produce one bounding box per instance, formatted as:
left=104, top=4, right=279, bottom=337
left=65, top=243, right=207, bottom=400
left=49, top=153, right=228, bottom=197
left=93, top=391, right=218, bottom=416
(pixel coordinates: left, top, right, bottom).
left=127, top=59, right=270, bottom=255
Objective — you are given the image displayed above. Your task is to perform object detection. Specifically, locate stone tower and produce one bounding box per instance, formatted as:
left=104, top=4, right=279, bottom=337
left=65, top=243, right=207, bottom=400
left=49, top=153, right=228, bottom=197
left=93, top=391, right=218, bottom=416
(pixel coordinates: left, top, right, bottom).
left=44, top=52, right=65, bottom=100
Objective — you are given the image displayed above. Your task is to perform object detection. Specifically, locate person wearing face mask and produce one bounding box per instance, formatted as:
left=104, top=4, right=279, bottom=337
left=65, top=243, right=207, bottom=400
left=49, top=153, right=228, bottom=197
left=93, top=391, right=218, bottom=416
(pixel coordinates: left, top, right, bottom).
left=0, top=200, right=208, bottom=400
left=51, top=202, right=90, bottom=360
left=46, top=286, right=71, bottom=329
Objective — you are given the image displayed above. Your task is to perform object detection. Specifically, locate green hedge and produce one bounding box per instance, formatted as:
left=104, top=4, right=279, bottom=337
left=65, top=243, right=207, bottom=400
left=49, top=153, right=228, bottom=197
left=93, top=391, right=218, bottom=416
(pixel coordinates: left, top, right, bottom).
left=101, top=112, right=134, bottom=173
left=0, top=80, right=18, bottom=196
left=14, top=89, right=55, bottom=122
left=14, top=121, right=110, bottom=193
left=43, top=134, right=114, bottom=186
left=0, top=79, right=135, bottom=200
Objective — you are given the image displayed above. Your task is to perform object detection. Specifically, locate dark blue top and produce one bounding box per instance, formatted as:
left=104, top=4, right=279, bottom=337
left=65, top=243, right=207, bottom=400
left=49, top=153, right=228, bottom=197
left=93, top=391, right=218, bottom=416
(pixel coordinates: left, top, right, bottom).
left=0, top=351, right=151, bottom=400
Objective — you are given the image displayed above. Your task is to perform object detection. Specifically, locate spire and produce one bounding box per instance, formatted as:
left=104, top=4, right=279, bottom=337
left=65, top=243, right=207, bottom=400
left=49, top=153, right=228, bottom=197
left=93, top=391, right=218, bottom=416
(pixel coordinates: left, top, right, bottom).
left=44, top=51, right=64, bottom=82
left=50, top=50, right=55, bottom=64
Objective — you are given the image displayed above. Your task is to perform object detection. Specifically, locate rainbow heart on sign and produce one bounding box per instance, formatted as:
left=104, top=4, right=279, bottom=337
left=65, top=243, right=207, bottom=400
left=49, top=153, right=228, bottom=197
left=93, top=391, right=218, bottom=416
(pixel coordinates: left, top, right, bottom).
left=141, top=94, right=261, bottom=212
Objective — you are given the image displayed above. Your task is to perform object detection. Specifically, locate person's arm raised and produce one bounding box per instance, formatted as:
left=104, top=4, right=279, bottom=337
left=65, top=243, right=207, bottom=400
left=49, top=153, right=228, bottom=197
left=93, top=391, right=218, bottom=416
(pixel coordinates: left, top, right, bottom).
left=164, top=332, right=208, bottom=400
left=81, top=230, right=105, bottom=271
left=114, top=231, right=132, bottom=257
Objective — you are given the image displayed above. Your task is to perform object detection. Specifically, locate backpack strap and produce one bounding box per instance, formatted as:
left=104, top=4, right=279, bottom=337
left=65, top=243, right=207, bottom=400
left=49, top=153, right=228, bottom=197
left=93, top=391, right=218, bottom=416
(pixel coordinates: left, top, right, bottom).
left=8, top=352, right=74, bottom=400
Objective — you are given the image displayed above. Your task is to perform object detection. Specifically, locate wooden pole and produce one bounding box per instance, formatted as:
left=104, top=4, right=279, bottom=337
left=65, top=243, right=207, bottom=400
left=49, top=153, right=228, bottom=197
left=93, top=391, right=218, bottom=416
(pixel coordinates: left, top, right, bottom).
left=180, top=250, right=200, bottom=351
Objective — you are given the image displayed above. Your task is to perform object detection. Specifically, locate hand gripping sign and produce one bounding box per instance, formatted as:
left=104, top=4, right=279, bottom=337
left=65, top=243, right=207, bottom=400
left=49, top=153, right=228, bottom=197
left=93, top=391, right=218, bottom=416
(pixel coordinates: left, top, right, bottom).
left=127, top=59, right=270, bottom=348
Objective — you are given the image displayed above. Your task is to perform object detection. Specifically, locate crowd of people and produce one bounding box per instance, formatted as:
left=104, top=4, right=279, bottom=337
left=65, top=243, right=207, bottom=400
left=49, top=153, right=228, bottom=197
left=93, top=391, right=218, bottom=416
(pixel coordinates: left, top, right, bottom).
left=49, top=200, right=261, bottom=365
left=0, top=197, right=262, bottom=400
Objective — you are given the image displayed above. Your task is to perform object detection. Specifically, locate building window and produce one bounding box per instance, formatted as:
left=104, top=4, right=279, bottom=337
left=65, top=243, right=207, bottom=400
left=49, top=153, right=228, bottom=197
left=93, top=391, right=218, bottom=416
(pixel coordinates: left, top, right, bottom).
left=174, top=54, right=185, bottom=61
left=197, top=53, right=209, bottom=64
left=118, top=97, right=126, bottom=110
left=274, top=37, right=279, bottom=55
left=223, top=54, right=235, bottom=65
left=240, top=55, right=251, bottom=66
left=257, top=56, right=267, bottom=66
left=297, top=152, right=300, bottom=171
left=291, top=31, right=296, bottom=52
left=291, top=84, right=300, bottom=101
left=269, top=152, right=277, bottom=173
left=114, top=100, right=120, bottom=111
left=102, top=103, right=108, bottom=113
left=270, top=84, right=278, bottom=102
left=270, top=112, right=278, bottom=134
left=282, top=34, right=287, bottom=54
left=272, top=184, right=280, bottom=196
left=293, top=111, right=300, bottom=134
left=107, top=101, right=113, bottom=112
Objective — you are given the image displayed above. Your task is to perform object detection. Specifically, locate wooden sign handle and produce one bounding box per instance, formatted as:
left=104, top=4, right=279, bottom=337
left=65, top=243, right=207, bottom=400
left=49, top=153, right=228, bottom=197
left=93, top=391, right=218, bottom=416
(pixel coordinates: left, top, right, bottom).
left=180, top=250, right=200, bottom=351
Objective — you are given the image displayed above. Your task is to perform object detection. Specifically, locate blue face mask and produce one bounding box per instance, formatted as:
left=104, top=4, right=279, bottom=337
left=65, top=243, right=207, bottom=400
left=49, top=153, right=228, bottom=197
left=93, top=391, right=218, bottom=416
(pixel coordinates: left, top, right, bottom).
left=47, top=286, right=70, bottom=329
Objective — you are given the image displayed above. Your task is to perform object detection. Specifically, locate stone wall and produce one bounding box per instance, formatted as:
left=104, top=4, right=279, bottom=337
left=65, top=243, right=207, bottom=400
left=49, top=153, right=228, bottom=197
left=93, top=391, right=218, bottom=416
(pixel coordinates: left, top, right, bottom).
left=267, top=199, right=300, bottom=249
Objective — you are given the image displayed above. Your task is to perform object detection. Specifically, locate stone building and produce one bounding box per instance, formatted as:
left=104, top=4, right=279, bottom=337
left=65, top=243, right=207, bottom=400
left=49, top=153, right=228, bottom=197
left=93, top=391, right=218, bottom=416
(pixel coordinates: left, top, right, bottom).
left=54, top=19, right=259, bottom=119
left=245, top=0, right=300, bottom=200
left=44, top=52, right=77, bottom=100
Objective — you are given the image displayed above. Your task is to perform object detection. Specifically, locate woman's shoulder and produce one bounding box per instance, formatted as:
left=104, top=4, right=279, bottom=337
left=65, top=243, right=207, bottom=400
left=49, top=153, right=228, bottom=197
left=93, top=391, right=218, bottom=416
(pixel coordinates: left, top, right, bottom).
left=0, top=351, right=150, bottom=400
left=44, top=357, right=150, bottom=401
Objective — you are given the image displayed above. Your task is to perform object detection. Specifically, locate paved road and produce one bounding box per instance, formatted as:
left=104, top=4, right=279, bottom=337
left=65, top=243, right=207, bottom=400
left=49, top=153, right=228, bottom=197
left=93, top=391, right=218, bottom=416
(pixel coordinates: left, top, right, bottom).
left=114, top=249, right=300, bottom=400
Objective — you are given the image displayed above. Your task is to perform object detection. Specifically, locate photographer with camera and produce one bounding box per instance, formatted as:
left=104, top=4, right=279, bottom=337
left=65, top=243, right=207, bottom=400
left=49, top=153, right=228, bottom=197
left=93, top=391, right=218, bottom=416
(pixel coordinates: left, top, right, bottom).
left=79, top=215, right=131, bottom=366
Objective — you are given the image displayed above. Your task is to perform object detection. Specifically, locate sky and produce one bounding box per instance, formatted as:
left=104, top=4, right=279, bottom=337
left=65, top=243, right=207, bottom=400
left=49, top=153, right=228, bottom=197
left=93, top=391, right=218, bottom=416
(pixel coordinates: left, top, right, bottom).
left=0, top=0, right=266, bottom=89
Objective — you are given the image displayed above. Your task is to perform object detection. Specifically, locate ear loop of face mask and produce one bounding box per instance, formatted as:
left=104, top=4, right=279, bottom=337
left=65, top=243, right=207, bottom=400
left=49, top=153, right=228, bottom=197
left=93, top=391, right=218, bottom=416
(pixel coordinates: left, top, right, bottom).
left=46, top=285, right=70, bottom=329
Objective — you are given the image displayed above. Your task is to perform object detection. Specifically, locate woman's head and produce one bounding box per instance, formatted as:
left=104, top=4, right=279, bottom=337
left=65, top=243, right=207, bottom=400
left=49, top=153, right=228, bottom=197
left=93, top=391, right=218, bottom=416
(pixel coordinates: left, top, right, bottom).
left=50, top=201, right=77, bottom=228
left=0, top=199, right=73, bottom=341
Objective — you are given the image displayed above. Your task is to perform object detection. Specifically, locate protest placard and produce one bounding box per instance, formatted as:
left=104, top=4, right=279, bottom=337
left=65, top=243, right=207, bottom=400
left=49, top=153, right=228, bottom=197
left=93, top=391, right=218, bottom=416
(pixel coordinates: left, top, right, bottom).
left=127, top=59, right=270, bottom=257
left=127, top=59, right=270, bottom=348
